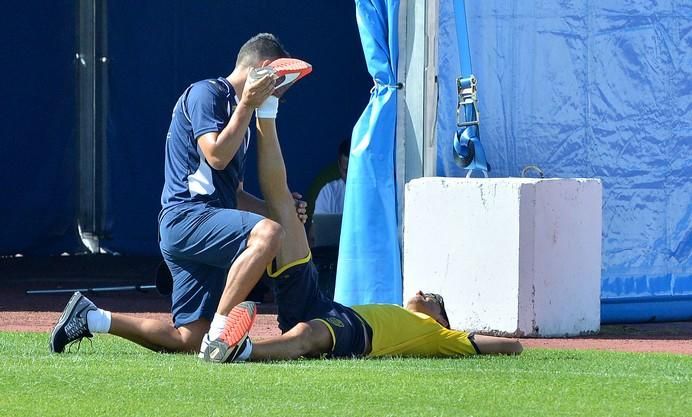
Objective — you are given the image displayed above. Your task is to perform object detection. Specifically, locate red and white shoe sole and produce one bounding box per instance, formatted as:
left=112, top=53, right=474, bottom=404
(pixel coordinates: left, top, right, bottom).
left=269, top=58, right=312, bottom=91
left=219, top=301, right=257, bottom=347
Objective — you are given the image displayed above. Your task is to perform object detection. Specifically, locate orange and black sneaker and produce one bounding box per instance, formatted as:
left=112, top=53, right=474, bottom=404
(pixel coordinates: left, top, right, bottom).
left=266, top=57, right=312, bottom=98
left=201, top=301, right=257, bottom=363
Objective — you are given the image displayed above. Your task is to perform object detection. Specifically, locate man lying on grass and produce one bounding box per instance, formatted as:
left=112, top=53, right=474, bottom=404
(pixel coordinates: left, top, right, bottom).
left=50, top=72, right=522, bottom=362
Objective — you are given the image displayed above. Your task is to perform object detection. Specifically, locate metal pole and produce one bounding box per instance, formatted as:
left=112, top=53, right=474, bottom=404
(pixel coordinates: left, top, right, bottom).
left=25, top=262, right=173, bottom=296
left=27, top=285, right=157, bottom=295
left=77, top=0, right=109, bottom=253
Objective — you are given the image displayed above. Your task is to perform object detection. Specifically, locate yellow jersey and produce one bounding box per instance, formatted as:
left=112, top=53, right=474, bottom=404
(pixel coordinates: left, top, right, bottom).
left=351, top=304, right=478, bottom=357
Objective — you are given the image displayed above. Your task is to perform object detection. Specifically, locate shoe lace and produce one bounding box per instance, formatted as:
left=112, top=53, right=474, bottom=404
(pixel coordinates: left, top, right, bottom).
left=62, top=306, right=94, bottom=352
left=64, top=311, right=90, bottom=339
left=66, top=336, right=93, bottom=353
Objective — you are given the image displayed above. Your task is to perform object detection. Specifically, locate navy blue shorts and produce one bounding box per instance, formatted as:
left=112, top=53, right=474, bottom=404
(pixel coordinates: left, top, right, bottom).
left=269, top=256, right=372, bottom=358
left=159, top=202, right=263, bottom=327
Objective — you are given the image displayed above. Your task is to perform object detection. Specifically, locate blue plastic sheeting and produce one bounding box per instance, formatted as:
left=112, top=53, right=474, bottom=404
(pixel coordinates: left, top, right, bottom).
left=436, top=1, right=692, bottom=320
left=601, top=295, right=692, bottom=324
left=334, top=0, right=403, bottom=306
left=0, top=2, right=82, bottom=255
left=100, top=1, right=370, bottom=255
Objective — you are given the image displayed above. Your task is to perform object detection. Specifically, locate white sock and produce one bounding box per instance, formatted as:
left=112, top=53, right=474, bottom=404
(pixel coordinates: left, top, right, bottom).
left=236, top=339, right=253, bottom=362
left=208, top=313, right=228, bottom=340
left=86, top=309, right=112, bottom=333
left=198, top=334, right=210, bottom=359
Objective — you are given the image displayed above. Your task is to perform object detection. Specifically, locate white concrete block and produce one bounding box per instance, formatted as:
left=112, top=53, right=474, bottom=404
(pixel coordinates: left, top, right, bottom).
left=403, top=177, right=602, bottom=337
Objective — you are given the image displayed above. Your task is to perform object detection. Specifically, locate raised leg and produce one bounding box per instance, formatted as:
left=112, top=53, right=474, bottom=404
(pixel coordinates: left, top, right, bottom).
left=255, top=118, right=310, bottom=267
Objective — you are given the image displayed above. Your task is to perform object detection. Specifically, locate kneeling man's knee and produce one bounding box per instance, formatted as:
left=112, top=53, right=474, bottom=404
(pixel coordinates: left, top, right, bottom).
left=250, top=219, right=284, bottom=256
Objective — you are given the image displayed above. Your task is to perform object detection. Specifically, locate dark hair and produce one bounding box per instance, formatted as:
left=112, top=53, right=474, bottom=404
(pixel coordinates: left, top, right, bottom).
left=236, top=33, right=289, bottom=67
left=338, top=138, right=351, bottom=158
left=424, top=293, right=450, bottom=329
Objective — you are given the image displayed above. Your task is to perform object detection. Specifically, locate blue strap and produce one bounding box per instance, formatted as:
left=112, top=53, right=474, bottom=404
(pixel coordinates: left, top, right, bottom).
left=452, top=0, right=490, bottom=175
left=453, top=0, right=472, bottom=77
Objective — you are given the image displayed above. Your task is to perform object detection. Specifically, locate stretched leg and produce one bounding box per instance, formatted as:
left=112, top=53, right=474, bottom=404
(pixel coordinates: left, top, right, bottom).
left=250, top=320, right=333, bottom=360
left=255, top=118, right=310, bottom=266
left=200, top=118, right=328, bottom=362
left=473, top=335, right=523, bottom=355
left=200, top=118, right=299, bottom=359
left=109, top=316, right=209, bottom=353
left=198, top=118, right=310, bottom=362
left=50, top=291, right=207, bottom=354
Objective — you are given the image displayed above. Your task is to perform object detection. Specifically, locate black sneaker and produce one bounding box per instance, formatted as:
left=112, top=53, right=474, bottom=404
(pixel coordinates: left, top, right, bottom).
left=50, top=292, right=97, bottom=353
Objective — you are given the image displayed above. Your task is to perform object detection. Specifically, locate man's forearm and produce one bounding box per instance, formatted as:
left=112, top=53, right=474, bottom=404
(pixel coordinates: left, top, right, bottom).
left=236, top=189, right=268, bottom=217
left=208, top=103, right=255, bottom=167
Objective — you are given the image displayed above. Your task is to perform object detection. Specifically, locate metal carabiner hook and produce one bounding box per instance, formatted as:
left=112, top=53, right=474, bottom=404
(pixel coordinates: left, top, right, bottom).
left=521, top=165, right=544, bottom=178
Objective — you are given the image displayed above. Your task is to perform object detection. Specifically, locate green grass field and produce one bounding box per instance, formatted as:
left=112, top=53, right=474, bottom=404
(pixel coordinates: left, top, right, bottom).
left=1, top=333, right=690, bottom=417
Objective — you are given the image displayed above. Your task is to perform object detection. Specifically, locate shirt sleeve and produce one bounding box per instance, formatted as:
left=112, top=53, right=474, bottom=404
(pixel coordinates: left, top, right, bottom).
left=434, top=328, right=478, bottom=356
left=186, top=83, right=228, bottom=139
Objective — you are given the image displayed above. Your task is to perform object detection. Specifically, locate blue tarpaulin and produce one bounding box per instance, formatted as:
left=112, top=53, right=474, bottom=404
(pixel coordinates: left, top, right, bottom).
left=334, top=0, right=403, bottom=306
left=436, top=1, right=692, bottom=321
left=0, top=1, right=82, bottom=255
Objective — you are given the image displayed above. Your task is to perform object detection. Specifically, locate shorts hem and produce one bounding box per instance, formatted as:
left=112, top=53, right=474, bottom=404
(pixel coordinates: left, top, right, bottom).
left=312, top=319, right=337, bottom=351
left=173, top=310, right=213, bottom=329
left=267, top=251, right=312, bottom=278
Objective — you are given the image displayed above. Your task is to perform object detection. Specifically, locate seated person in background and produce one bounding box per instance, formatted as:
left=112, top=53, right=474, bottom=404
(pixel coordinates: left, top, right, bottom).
left=314, top=138, right=350, bottom=215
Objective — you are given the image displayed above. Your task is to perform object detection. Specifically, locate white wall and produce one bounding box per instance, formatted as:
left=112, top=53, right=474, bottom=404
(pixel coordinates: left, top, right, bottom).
left=403, top=177, right=602, bottom=337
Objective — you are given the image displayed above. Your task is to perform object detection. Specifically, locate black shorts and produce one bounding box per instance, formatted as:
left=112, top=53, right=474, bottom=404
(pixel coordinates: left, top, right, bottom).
left=268, top=256, right=372, bottom=358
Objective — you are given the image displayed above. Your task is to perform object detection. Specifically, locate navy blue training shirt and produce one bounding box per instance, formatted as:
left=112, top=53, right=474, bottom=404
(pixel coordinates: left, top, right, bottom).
left=160, top=77, right=250, bottom=212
